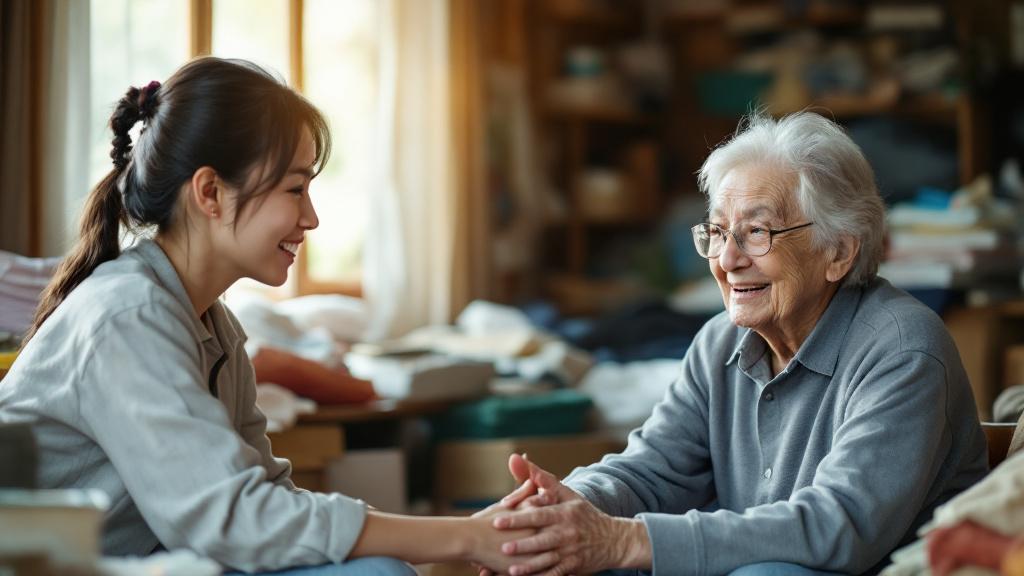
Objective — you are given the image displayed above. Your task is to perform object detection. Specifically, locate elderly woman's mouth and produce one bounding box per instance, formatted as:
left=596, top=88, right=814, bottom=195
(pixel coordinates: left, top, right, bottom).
left=732, top=284, right=770, bottom=293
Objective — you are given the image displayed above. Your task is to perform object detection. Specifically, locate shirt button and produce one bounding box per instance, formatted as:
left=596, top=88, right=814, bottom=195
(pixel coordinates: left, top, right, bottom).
left=763, top=467, right=773, bottom=480
left=765, top=392, right=775, bottom=402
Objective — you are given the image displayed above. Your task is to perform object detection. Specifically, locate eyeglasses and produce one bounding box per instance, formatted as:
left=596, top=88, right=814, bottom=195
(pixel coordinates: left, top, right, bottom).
left=691, top=221, right=814, bottom=259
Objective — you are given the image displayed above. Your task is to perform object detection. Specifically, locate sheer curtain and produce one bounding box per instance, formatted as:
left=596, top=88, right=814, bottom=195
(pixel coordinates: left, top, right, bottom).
left=42, top=0, right=91, bottom=257
left=363, top=0, right=455, bottom=340
left=0, top=0, right=90, bottom=258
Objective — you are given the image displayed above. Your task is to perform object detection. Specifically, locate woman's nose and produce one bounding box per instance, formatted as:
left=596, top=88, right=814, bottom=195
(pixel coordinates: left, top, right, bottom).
left=717, top=232, right=749, bottom=271
left=300, top=194, right=319, bottom=230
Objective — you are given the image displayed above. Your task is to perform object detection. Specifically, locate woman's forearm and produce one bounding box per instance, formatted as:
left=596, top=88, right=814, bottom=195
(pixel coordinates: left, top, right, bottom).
left=350, top=511, right=475, bottom=564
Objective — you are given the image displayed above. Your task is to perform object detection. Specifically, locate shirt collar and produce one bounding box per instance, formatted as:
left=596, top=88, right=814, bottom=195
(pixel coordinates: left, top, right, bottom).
left=792, top=282, right=863, bottom=377
left=131, top=238, right=214, bottom=344
left=724, top=282, right=863, bottom=378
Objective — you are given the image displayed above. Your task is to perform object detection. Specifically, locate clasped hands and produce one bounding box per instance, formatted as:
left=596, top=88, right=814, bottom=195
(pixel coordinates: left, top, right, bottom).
left=472, top=453, right=650, bottom=576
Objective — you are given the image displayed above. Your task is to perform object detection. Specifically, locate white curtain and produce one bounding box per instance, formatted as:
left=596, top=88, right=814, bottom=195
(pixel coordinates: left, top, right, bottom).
left=42, top=0, right=91, bottom=257
left=363, top=0, right=454, bottom=340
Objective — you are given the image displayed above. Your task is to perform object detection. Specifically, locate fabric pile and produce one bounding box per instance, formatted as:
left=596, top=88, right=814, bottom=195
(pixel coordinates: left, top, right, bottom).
left=0, top=251, right=61, bottom=339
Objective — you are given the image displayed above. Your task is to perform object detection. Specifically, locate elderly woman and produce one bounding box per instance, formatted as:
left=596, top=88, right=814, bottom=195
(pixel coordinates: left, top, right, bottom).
left=484, top=112, right=988, bottom=575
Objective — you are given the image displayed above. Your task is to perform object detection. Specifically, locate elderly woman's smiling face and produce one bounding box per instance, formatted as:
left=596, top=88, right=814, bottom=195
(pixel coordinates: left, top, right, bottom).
left=709, top=164, right=851, bottom=349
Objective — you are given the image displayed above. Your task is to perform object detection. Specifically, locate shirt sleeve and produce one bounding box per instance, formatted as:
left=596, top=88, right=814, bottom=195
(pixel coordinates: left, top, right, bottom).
left=636, top=350, right=955, bottom=575
left=232, top=340, right=297, bottom=490
left=76, top=301, right=366, bottom=572
left=564, top=345, right=716, bottom=519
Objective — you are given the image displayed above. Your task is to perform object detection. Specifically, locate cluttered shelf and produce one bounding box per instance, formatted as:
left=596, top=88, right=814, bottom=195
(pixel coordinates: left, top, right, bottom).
left=664, top=1, right=939, bottom=34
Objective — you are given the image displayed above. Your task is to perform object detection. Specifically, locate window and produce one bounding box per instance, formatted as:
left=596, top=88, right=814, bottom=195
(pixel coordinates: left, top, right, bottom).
left=88, top=0, right=374, bottom=296
left=300, top=0, right=380, bottom=291
left=212, top=0, right=290, bottom=80
left=89, top=0, right=189, bottom=192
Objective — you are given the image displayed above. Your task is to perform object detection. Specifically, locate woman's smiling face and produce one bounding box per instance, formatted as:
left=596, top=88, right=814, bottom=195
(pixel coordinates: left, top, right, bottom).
left=221, top=127, right=319, bottom=287
left=709, top=164, right=836, bottom=341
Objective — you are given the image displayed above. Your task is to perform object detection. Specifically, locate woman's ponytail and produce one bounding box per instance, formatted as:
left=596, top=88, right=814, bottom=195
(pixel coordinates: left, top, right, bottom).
left=22, top=83, right=160, bottom=346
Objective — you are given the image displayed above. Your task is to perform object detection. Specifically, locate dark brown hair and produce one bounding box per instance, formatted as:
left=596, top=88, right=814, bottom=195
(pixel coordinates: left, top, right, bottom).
left=23, top=57, right=331, bottom=345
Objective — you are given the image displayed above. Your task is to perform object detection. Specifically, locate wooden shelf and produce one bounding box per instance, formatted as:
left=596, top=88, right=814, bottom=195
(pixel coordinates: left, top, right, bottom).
left=667, top=3, right=863, bottom=33
left=543, top=2, right=640, bottom=32
left=772, top=91, right=961, bottom=124
left=544, top=103, right=654, bottom=125
left=545, top=274, right=651, bottom=316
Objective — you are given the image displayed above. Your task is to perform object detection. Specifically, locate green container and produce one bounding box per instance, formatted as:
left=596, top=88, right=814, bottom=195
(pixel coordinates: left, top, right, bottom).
left=432, top=389, right=593, bottom=440
left=697, top=70, right=774, bottom=116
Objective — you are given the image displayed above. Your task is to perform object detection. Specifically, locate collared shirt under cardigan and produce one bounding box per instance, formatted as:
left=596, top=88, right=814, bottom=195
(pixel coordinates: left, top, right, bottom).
left=0, top=239, right=367, bottom=572
left=564, top=278, right=988, bottom=575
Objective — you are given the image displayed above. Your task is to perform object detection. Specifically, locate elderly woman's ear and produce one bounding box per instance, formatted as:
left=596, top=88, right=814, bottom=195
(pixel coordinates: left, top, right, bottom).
left=826, top=235, right=861, bottom=283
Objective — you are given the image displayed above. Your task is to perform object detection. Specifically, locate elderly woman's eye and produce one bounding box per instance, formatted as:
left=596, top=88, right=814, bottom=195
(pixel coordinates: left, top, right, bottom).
left=749, top=227, right=767, bottom=236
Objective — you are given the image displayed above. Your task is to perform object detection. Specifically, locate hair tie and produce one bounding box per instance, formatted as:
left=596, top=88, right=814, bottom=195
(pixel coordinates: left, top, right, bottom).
left=138, top=80, right=161, bottom=120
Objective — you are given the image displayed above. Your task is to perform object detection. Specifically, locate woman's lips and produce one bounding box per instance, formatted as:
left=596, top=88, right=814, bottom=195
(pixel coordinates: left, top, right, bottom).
left=731, top=284, right=769, bottom=297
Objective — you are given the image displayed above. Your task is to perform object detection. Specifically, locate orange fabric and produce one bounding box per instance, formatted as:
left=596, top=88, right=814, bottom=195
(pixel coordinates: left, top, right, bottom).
left=251, top=346, right=376, bottom=405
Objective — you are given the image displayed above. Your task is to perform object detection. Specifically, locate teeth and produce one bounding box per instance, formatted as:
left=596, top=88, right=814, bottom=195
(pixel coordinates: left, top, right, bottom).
left=279, top=242, right=299, bottom=256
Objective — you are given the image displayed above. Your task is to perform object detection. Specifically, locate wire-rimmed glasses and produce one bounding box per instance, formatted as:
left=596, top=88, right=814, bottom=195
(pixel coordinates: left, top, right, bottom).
left=691, top=222, right=814, bottom=259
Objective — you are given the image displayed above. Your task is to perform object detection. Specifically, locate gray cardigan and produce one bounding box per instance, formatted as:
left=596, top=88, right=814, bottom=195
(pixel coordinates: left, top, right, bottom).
left=0, top=239, right=367, bottom=572
left=564, top=278, right=987, bottom=575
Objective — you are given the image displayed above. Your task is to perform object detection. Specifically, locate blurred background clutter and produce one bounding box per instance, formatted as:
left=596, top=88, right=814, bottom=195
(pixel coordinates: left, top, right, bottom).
left=2, top=0, right=1024, bottom=572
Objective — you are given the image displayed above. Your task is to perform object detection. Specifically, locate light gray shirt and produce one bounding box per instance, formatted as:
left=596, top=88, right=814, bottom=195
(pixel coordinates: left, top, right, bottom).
left=564, top=278, right=987, bottom=575
left=0, top=239, right=367, bottom=572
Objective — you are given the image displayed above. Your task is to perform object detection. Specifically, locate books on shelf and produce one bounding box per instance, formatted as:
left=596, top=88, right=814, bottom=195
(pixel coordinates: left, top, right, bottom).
left=0, top=489, right=108, bottom=568
left=879, top=261, right=955, bottom=289
left=889, top=229, right=1002, bottom=252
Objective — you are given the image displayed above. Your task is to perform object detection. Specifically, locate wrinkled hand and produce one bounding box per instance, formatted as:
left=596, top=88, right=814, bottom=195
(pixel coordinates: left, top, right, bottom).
left=928, top=520, right=1014, bottom=576
left=501, top=453, right=582, bottom=510
left=493, top=498, right=647, bottom=576
left=474, top=454, right=581, bottom=576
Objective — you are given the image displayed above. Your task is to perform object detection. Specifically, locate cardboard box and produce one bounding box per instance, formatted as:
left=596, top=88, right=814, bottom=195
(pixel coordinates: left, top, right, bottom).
left=325, top=449, right=407, bottom=513
left=267, top=425, right=344, bottom=472
left=434, top=434, right=625, bottom=509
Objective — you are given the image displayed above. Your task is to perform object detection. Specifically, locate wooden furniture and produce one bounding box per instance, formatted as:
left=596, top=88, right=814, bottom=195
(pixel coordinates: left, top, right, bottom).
left=945, top=301, right=1024, bottom=421
left=521, top=0, right=672, bottom=315
left=982, top=421, right=1017, bottom=470
left=271, top=399, right=462, bottom=492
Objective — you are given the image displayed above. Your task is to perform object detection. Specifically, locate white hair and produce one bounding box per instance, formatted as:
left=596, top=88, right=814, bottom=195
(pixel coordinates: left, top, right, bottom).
left=697, top=111, right=886, bottom=286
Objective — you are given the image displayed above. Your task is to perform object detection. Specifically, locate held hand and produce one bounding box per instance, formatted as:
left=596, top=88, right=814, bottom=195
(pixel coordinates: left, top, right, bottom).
left=493, top=500, right=651, bottom=576
left=464, top=514, right=537, bottom=574
left=501, top=453, right=581, bottom=510
left=927, top=520, right=1014, bottom=576
left=475, top=454, right=577, bottom=576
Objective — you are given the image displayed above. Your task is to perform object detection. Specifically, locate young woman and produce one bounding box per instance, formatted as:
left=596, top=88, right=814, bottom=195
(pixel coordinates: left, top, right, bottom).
left=0, top=57, right=530, bottom=575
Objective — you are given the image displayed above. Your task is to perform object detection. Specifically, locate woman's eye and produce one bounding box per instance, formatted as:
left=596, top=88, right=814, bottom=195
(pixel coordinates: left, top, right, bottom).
left=288, top=186, right=304, bottom=195
left=749, top=227, right=767, bottom=236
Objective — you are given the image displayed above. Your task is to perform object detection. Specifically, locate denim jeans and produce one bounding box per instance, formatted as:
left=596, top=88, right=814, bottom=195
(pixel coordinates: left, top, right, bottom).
left=604, top=562, right=841, bottom=576
left=224, top=556, right=417, bottom=576
left=727, top=562, right=843, bottom=575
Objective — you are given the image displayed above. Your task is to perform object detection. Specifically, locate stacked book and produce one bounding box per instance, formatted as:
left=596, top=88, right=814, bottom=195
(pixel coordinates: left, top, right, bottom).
left=879, top=195, right=1020, bottom=289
